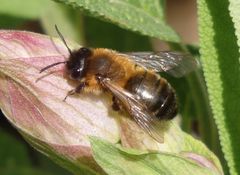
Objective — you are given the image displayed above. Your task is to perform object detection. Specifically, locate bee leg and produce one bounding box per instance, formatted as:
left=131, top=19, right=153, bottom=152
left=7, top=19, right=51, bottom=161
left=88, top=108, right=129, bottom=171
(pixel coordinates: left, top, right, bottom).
left=95, top=73, right=108, bottom=83
left=96, top=74, right=120, bottom=110
left=95, top=73, right=109, bottom=91
left=63, top=82, right=88, bottom=101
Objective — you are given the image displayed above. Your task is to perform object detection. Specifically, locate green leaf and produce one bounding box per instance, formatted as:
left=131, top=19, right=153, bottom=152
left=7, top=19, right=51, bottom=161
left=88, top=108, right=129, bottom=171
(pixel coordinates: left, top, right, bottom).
left=182, top=133, right=222, bottom=172
left=0, top=0, right=49, bottom=19
left=229, top=0, right=240, bottom=53
left=84, top=15, right=151, bottom=51
left=90, top=137, right=221, bottom=175
left=198, top=0, right=240, bottom=174
left=53, top=0, right=180, bottom=42
left=40, top=1, right=85, bottom=44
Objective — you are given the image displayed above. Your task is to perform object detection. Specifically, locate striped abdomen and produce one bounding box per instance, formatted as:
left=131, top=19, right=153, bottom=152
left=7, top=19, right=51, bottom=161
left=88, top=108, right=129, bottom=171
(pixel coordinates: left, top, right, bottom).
left=125, top=71, right=177, bottom=120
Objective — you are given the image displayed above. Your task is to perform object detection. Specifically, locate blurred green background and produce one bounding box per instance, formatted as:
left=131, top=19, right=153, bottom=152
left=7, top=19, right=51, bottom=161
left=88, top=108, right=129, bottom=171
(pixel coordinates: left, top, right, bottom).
left=0, top=0, right=226, bottom=174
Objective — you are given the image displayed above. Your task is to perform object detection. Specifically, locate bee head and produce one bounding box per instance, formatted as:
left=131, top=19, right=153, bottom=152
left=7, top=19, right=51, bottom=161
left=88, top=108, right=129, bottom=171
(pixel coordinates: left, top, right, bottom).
left=66, top=47, right=92, bottom=80
left=39, top=26, right=92, bottom=81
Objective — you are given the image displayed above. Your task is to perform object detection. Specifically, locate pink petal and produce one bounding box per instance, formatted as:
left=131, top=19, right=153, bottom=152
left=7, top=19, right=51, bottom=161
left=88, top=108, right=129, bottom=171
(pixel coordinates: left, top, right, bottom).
left=181, top=152, right=223, bottom=175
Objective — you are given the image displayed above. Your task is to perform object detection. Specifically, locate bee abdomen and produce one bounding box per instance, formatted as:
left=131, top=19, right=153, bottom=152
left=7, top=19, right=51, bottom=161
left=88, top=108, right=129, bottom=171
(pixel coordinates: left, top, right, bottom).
left=153, top=85, right=177, bottom=120
left=125, top=72, right=177, bottom=120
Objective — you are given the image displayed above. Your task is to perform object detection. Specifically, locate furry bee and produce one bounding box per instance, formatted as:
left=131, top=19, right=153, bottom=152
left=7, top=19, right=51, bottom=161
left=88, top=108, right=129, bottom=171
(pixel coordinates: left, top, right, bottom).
left=40, top=26, right=198, bottom=142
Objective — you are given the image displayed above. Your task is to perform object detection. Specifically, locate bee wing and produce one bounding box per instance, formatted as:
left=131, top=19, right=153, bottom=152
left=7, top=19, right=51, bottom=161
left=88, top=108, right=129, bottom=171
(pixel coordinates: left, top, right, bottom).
left=123, top=51, right=199, bottom=77
left=100, top=78, right=164, bottom=143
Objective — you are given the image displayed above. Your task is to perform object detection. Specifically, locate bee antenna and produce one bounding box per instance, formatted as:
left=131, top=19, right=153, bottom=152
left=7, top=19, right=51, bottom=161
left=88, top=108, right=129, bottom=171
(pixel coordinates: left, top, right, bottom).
left=39, top=61, right=67, bottom=73
left=55, top=24, right=73, bottom=56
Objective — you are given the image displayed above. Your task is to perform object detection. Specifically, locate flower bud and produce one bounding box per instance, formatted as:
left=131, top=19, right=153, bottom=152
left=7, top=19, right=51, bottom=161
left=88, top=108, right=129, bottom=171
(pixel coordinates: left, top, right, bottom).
left=0, top=31, right=223, bottom=174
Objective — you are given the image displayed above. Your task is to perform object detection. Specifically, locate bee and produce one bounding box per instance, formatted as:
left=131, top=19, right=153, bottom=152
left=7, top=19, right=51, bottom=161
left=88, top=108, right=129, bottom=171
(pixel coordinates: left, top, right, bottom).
left=40, top=25, right=198, bottom=143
